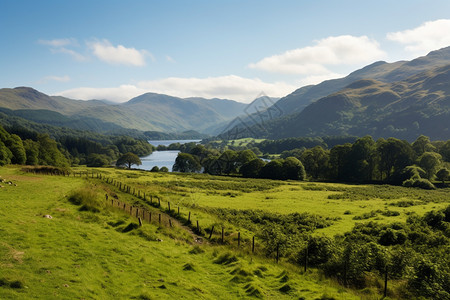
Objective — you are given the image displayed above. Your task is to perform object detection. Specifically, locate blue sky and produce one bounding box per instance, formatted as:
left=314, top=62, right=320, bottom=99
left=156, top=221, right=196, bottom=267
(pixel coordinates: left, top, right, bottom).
left=2, top=0, right=450, bottom=103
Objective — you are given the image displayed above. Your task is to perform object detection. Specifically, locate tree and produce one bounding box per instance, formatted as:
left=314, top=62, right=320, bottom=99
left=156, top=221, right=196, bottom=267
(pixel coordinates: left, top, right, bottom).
left=5, top=134, right=26, bottom=165
left=237, top=149, right=258, bottom=169
left=283, top=157, right=306, bottom=180
left=377, top=138, right=414, bottom=181
left=329, top=143, right=352, bottom=181
left=436, top=168, right=449, bottom=184
left=160, top=166, right=169, bottom=172
left=116, top=152, right=142, bottom=169
left=37, top=134, right=70, bottom=168
left=260, top=159, right=284, bottom=180
left=418, top=152, right=442, bottom=179
left=240, top=158, right=265, bottom=178
left=412, top=135, right=436, bottom=156
left=87, top=153, right=110, bottom=167
left=23, top=139, right=39, bottom=165
left=300, top=146, right=329, bottom=179
left=172, top=153, right=201, bottom=173
left=350, top=136, right=376, bottom=182
left=217, top=150, right=238, bottom=175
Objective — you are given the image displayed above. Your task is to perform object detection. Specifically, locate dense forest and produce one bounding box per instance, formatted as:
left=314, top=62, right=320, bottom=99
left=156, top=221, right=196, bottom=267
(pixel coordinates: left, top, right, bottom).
left=175, top=135, right=450, bottom=187
left=0, top=124, right=153, bottom=168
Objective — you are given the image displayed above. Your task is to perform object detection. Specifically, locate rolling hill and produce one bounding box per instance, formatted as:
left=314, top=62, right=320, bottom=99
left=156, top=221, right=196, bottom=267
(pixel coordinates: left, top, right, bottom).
left=0, top=87, right=247, bottom=135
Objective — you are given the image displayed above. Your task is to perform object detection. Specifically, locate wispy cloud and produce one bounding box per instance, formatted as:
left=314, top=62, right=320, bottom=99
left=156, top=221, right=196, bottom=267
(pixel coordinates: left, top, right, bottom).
left=39, top=38, right=86, bottom=61
left=38, top=75, right=71, bottom=84
left=88, top=39, right=150, bottom=66
left=249, top=35, right=386, bottom=75
left=387, top=19, right=450, bottom=55
left=166, top=55, right=176, bottom=63
left=56, top=75, right=296, bottom=103
left=38, top=38, right=78, bottom=47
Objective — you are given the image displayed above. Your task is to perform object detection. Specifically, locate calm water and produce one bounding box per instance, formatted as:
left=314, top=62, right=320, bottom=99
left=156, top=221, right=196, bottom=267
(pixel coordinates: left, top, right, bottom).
left=140, top=140, right=201, bottom=171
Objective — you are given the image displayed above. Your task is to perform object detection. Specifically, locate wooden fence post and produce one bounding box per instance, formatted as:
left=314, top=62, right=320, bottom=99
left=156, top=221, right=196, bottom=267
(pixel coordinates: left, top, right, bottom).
left=209, top=226, right=214, bottom=239
left=159, top=214, right=161, bottom=225
left=138, top=217, right=143, bottom=227
left=136, top=208, right=139, bottom=218
left=177, top=206, right=180, bottom=215
left=196, top=220, right=199, bottom=232
left=169, top=219, right=172, bottom=227
left=252, top=236, right=255, bottom=253
left=188, top=212, right=191, bottom=223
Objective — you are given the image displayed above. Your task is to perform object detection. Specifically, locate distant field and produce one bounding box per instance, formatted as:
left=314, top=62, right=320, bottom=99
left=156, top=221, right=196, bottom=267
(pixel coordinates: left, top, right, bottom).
left=92, top=168, right=450, bottom=237
left=0, top=166, right=363, bottom=299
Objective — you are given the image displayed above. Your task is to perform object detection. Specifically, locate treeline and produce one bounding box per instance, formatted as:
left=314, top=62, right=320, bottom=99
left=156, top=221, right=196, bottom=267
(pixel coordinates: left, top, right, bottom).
left=174, top=135, right=450, bottom=187
left=172, top=145, right=306, bottom=180
left=0, top=124, right=153, bottom=168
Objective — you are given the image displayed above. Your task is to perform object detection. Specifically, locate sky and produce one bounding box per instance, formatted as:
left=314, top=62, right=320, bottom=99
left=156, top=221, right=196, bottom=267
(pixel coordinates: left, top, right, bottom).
left=2, top=0, right=450, bottom=103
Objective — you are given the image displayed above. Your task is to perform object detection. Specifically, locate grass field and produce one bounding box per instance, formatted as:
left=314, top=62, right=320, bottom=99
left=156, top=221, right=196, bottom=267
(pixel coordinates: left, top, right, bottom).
left=90, top=168, right=450, bottom=238
left=1, top=166, right=366, bottom=299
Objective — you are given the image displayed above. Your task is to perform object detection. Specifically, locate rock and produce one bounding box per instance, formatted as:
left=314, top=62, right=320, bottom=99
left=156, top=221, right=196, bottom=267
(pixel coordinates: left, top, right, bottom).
left=43, top=215, right=53, bottom=219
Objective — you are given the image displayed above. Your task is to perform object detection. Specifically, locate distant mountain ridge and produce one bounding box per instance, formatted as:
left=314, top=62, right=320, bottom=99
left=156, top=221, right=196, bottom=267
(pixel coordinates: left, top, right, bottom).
left=0, top=87, right=248, bottom=135
left=228, top=63, right=450, bottom=141
left=219, top=46, right=450, bottom=141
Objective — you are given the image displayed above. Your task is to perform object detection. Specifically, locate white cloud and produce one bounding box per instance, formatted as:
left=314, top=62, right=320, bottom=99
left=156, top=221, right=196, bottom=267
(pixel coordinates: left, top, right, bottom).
left=55, top=75, right=297, bottom=103
left=249, top=35, right=386, bottom=74
left=38, top=75, right=71, bottom=84
left=387, top=19, right=450, bottom=54
left=50, top=47, right=86, bottom=61
left=88, top=39, right=149, bottom=66
left=38, top=38, right=77, bottom=47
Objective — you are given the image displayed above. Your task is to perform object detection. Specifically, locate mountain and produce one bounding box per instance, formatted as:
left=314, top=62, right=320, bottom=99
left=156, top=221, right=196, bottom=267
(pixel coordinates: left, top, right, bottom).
left=233, top=64, right=450, bottom=141
left=273, top=46, right=450, bottom=116
left=219, top=46, right=450, bottom=141
left=0, top=87, right=247, bottom=135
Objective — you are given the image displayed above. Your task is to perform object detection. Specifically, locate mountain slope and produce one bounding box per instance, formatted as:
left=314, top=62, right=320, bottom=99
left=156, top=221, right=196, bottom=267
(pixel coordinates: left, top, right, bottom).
left=247, top=64, right=450, bottom=141
left=0, top=88, right=247, bottom=134
left=274, top=46, right=450, bottom=116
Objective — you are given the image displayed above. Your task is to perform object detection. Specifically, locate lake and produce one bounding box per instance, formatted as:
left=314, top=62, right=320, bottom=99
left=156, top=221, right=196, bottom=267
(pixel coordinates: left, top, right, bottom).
left=140, top=140, right=201, bottom=171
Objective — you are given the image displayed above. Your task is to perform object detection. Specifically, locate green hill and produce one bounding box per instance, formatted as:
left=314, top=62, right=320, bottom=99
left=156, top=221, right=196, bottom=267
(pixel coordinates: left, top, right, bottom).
left=0, top=88, right=247, bottom=135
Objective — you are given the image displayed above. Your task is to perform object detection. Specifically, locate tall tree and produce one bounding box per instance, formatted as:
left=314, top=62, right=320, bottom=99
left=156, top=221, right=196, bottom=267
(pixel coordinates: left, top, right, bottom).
left=116, top=152, right=142, bottom=169
left=418, top=152, right=442, bottom=179
left=172, top=153, right=201, bottom=173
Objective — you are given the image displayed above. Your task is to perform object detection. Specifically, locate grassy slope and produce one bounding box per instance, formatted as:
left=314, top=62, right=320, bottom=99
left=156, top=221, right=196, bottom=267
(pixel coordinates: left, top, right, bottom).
left=0, top=166, right=359, bottom=299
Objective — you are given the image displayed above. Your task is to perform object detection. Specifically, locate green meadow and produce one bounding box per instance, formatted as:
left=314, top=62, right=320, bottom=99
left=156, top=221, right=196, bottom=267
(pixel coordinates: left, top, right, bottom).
left=1, top=165, right=449, bottom=299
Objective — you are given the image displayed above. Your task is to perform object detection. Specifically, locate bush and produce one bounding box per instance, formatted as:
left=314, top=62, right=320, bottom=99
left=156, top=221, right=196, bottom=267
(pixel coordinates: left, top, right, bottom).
left=402, top=178, right=435, bottom=189
left=150, top=166, right=160, bottom=172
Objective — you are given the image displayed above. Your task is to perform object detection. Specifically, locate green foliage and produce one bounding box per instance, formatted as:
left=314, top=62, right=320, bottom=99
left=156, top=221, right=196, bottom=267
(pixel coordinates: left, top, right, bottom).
left=173, top=153, right=201, bottom=173
left=116, top=152, right=142, bottom=169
